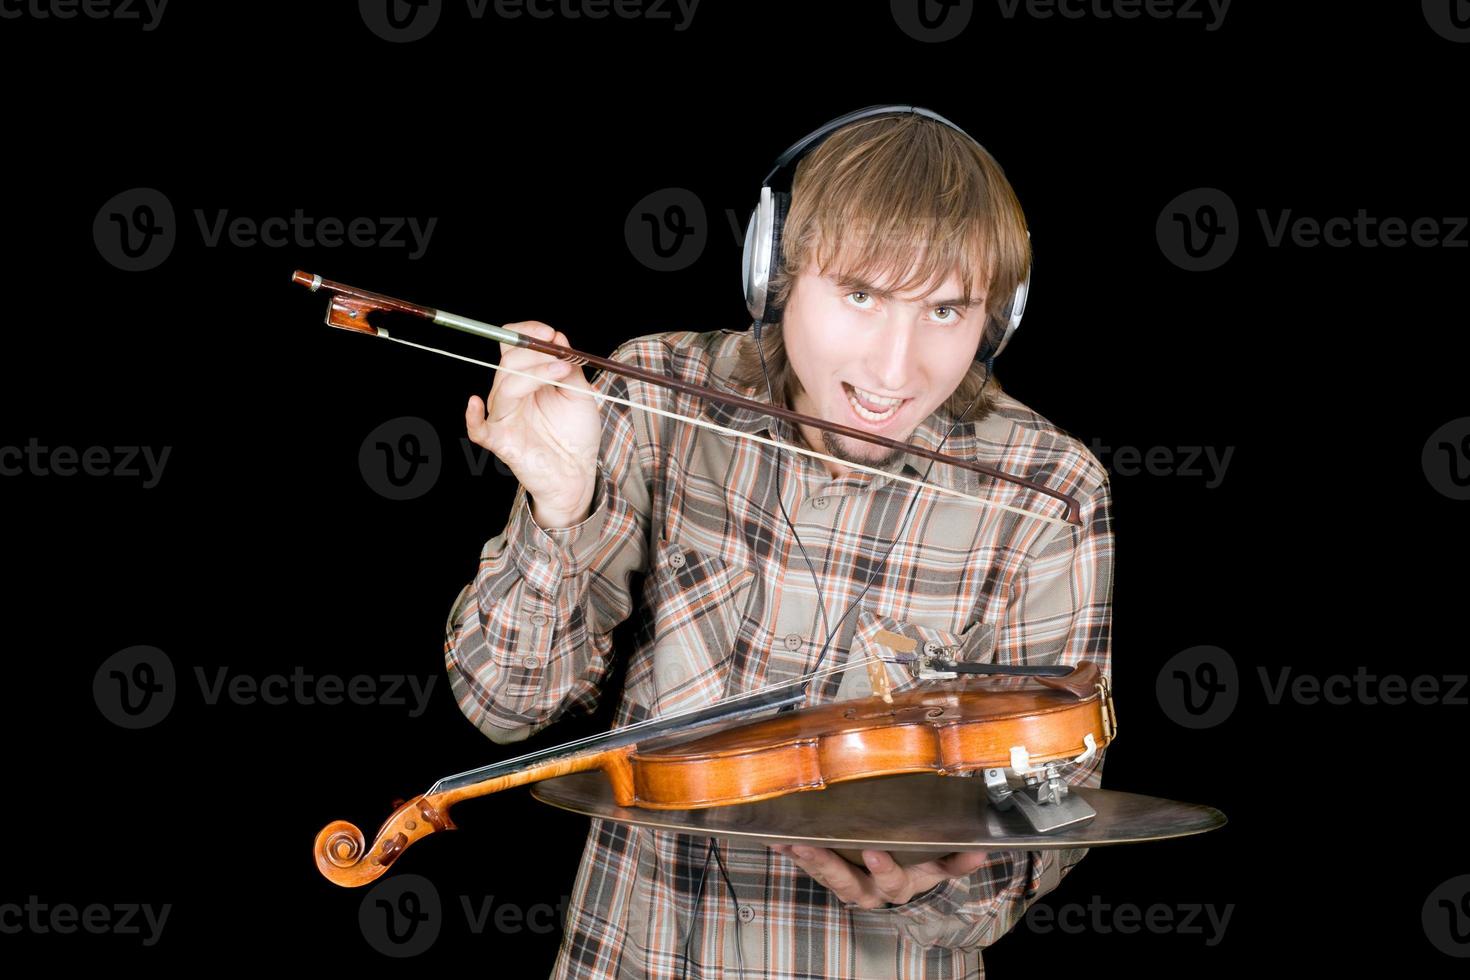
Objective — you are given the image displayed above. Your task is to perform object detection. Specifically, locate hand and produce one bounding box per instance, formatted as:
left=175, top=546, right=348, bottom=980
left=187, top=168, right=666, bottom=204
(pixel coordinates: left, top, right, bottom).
left=464, top=322, right=601, bottom=528
left=770, top=845, right=990, bottom=910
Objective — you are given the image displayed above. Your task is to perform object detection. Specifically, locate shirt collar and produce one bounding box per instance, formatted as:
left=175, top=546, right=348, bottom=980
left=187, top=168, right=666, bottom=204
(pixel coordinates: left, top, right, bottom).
left=703, top=344, right=984, bottom=496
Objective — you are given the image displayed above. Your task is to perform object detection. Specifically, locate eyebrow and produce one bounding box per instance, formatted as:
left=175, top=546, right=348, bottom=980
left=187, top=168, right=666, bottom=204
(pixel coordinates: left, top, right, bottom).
left=829, top=275, right=979, bottom=309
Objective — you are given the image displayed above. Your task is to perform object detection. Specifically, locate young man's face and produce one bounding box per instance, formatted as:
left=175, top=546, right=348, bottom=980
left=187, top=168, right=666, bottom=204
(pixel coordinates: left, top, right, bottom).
left=781, top=258, right=986, bottom=471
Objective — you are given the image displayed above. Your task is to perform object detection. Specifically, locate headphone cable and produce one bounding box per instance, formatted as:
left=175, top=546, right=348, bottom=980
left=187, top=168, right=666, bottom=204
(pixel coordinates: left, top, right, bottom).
left=676, top=331, right=994, bottom=976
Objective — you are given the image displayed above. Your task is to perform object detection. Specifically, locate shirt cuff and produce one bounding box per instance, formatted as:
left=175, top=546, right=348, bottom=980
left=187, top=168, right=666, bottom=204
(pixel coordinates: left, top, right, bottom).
left=510, top=471, right=610, bottom=590
left=875, top=876, right=964, bottom=918
left=874, top=876, right=999, bottom=947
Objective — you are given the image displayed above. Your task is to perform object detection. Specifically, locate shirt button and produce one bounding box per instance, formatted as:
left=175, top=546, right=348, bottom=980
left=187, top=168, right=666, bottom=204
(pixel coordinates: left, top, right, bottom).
left=810, top=496, right=829, bottom=510
left=530, top=613, right=548, bottom=627
left=529, top=549, right=548, bottom=563
left=669, top=552, right=686, bottom=567
left=784, top=634, right=803, bottom=651
left=522, top=655, right=541, bottom=669
left=737, top=904, right=756, bottom=923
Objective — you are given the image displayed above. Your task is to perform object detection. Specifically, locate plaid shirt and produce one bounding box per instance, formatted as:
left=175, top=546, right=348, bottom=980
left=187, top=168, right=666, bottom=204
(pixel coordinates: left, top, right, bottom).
left=444, top=328, right=1114, bottom=978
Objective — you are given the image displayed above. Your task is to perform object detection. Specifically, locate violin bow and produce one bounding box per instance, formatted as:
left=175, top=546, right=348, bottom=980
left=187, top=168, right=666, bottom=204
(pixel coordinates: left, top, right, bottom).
left=291, top=271, right=1083, bottom=528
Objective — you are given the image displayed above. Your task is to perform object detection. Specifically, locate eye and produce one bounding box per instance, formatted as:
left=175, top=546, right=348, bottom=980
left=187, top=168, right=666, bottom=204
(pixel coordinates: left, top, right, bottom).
left=846, top=291, right=875, bottom=309
left=932, top=306, right=960, bottom=323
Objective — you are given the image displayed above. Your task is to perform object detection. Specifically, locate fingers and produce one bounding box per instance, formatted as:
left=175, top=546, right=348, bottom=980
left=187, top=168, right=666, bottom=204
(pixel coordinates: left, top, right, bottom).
left=533, top=328, right=594, bottom=396
left=859, top=850, right=911, bottom=903
left=489, top=358, right=577, bottom=418
left=465, top=393, right=487, bottom=443
left=495, top=319, right=556, bottom=359
left=770, top=845, right=982, bottom=910
left=934, top=849, right=991, bottom=878
left=487, top=323, right=593, bottom=415
left=782, top=846, right=879, bottom=908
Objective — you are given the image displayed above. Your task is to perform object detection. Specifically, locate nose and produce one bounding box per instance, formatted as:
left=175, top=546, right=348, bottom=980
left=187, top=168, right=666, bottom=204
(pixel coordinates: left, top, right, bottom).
left=865, top=315, right=919, bottom=393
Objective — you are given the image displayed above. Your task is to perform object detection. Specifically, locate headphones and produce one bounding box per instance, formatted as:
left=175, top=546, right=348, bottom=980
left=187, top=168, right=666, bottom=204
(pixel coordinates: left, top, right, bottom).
left=741, top=104, right=1030, bottom=362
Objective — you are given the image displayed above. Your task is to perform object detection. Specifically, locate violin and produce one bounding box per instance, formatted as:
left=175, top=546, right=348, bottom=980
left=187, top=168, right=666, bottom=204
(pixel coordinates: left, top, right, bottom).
left=314, top=662, right=1114, bottom=887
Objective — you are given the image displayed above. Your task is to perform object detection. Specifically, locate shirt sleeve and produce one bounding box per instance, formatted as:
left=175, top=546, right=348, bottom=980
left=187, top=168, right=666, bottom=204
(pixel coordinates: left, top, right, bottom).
left=442, top=354, right=658, bottom=745
left=878, top=475, right=1115, bottom=949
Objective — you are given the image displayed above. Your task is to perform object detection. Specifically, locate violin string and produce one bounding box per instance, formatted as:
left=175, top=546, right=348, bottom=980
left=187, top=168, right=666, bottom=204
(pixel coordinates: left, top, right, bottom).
left=371, top=333, right=1069, bottom=527
left=427, top=654, right=892, bottom=794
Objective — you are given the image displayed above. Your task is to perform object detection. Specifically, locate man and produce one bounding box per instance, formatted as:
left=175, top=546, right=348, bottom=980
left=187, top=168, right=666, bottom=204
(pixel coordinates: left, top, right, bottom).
left=446, top=108, right=1113, bottom=978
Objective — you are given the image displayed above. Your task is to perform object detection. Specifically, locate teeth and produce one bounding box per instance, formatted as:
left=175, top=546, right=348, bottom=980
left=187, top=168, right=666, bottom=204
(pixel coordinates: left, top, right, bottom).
left=846, top=384, right=904, bottom=422
left=850, top=385, right=902, bottom=407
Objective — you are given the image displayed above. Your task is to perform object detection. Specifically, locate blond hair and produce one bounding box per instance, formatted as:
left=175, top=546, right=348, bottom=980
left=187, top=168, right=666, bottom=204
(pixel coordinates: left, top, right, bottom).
left=734, top=111, right=1031, bottom=421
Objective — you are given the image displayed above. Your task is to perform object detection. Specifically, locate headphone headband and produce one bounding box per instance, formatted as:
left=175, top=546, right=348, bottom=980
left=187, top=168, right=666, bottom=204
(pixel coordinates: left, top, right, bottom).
left=761, top=105, right=987, bottom=187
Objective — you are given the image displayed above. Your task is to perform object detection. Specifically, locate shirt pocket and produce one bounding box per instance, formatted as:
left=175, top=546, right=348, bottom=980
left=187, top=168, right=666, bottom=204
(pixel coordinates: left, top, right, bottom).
left=637, top=538, right=755, bottom=717
left=839, top=610, right=997, bottom=701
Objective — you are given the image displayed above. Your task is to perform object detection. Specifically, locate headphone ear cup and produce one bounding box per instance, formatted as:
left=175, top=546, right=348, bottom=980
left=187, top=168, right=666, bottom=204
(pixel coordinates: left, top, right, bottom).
left=762, top=190, right=791, bottom=324
left=978, top=261, right=1030, bottom=361
left=743, top=187, right=791, bottom=325
left=741, top=201, right=765, bottom=323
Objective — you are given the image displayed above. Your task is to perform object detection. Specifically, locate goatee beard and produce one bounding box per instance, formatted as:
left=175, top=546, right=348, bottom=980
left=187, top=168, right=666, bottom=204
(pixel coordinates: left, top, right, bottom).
left=821, top=429, right=904, bottom=470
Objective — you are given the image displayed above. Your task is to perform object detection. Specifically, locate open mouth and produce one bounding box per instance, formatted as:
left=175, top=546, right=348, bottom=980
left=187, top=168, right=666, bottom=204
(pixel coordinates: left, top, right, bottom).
left=842, top=382, right=909, bottom=424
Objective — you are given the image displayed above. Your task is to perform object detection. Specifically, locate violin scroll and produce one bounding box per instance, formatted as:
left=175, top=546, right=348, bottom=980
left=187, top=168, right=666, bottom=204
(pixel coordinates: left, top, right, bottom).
left=313, top=795, right=457, bottom=888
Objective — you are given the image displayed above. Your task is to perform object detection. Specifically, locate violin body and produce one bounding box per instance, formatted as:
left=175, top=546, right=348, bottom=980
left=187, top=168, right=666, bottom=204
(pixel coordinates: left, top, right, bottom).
left=315, top=663, right=1114, bottom=886
left=618, top=666, right=1113, bottom=809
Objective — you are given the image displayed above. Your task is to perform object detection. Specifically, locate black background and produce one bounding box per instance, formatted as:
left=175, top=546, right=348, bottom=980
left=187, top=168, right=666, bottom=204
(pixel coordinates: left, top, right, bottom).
left=3, top=1, right=1467, bottom=974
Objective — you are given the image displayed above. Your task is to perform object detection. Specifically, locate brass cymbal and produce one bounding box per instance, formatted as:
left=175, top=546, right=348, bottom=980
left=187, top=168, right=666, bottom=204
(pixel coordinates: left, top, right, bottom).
left=531, top=770, right=1225, bottom=867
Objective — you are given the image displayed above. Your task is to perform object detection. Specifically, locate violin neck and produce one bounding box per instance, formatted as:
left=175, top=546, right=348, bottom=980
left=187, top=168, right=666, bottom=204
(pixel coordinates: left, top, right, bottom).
left=426, top=685, right=805, bottom=806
